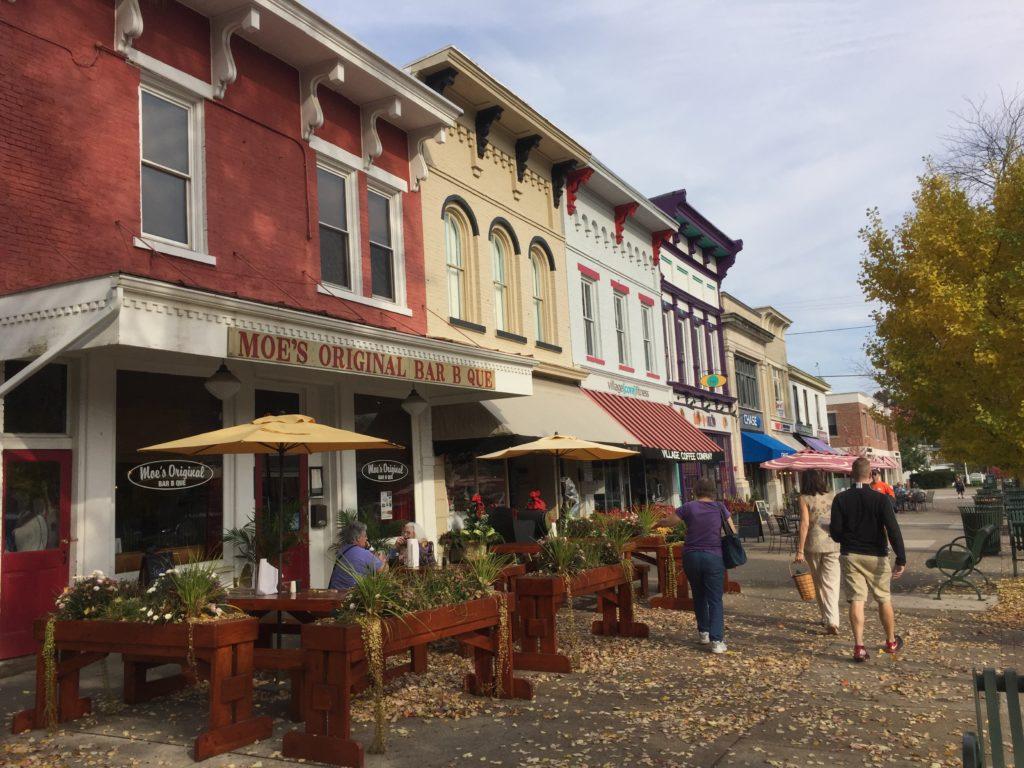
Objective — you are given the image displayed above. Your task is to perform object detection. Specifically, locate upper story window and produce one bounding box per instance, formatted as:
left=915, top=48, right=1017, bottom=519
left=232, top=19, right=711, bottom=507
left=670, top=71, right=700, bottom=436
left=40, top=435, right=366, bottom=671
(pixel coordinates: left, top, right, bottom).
left=368, top=190, right=397, bottom=301
left=803, top=390, right=811, bottom=426
left=530, top=249, right=547, bottom=342
left=581, top=278, right=599, bottom=357
left=444, top=208, right=470, bottom=320
left=735, top=356, right=760, bottom=410
left=680, top=314, right=695, bottom=387
left=140, top=86, right=204, bottom=251
left=663, top=309, right=678, bottom=382
left=2, top=362, right=68, bottom=434
left=814, top=394, right=821, bottom=429
left=792, top=384, right=801, bottom=423
left=641, top=304, right=655, bottom=373
left=490, top=231, right=510, bottom=331
left=708, top=322, right=721, bottom=375
left=317, top=166, right=353, bottom=289
left=613, top=290, right=630, bottom=366
left=828, top=412, right=838, bottom=437
left=695, top=322, right=707, bottom=380
left=771, top=367, right=786, bottom=418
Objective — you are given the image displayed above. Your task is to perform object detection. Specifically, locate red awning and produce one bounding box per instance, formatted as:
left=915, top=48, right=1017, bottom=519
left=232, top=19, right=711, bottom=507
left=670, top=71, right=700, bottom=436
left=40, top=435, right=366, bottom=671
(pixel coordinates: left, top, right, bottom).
left=583, top=390, right=721, bottom=455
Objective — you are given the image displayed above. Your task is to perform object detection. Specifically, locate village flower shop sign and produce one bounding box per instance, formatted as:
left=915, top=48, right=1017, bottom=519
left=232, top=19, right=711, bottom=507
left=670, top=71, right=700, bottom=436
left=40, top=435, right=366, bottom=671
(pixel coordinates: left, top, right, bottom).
left=228, top=329, right=496, bottom=390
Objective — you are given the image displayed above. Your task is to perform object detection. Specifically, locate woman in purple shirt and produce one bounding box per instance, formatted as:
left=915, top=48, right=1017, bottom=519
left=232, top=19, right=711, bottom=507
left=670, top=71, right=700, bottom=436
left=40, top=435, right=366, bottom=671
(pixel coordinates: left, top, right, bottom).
left=329, top=520, right=386, bottom=590
left=676, top=479, right=735, bottom=654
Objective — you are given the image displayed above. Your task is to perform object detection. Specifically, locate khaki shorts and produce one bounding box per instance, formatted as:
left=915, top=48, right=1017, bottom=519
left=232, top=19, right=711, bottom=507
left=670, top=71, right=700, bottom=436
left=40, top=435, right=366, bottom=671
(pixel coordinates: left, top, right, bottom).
left=841, top=554, right=892, bottom=604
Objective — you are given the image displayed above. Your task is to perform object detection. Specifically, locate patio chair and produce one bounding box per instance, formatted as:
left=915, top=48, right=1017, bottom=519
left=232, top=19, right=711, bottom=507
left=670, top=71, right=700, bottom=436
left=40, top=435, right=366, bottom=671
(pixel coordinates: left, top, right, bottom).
left=759, top=509, right=783, bottom=554
left=774, top=515, right=797, bottom=554
left=925, top=524, right=998, bottom=600
left=924, top=490, right=936, bottom=510
left=1008, top=508, right=1024, bottom=578
left=962, top=668, right=1024, bottom=768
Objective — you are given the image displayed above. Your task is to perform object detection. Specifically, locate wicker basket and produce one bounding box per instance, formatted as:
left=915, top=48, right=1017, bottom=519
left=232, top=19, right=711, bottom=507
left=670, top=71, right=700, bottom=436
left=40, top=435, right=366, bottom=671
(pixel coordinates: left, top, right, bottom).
left=790, top=562, right=816, bottom=602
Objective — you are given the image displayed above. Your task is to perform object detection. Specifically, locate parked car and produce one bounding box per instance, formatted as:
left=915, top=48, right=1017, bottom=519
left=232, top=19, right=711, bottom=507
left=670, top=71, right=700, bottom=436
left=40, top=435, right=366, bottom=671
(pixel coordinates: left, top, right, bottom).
left=968, top=472, right=985, bottom=485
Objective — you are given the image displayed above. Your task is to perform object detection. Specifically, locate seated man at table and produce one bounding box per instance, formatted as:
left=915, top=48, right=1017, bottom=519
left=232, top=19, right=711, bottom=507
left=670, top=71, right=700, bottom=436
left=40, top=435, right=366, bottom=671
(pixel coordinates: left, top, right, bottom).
left=329, top=520, right=386, bottom=590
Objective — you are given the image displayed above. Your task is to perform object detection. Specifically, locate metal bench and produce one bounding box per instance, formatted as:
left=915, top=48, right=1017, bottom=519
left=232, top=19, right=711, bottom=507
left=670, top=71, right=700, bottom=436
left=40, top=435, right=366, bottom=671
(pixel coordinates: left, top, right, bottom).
left=925, top=524, right=998, bottom=600
left=963, top=668, right=1024, bottom=767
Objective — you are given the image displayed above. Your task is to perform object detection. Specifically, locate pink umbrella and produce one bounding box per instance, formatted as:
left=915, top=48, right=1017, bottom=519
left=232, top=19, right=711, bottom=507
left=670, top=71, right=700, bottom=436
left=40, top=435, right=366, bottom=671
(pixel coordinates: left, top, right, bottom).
left=760, top=450, right=854, bottom=473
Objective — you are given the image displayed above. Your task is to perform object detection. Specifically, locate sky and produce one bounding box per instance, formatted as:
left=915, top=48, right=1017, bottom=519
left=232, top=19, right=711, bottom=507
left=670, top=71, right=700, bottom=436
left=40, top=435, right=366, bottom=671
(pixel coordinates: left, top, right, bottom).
left=311, top=0, right=1024, bottom=395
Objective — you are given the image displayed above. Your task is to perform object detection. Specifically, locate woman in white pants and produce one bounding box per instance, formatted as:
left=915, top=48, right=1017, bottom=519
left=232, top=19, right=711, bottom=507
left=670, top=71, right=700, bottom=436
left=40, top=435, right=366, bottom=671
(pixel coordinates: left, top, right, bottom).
left=794, top=469, right=841, bottom=634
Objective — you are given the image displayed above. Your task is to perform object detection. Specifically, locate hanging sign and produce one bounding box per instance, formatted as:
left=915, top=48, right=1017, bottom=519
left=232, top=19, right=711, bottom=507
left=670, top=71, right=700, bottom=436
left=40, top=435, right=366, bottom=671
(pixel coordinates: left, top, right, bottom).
left=128, top=461, right=214, bottom=491
left=701, top=373, right=727, bottom=389
left=361, top=460, right=409, bottom=483
left=228, top=329, right=495, bottom=390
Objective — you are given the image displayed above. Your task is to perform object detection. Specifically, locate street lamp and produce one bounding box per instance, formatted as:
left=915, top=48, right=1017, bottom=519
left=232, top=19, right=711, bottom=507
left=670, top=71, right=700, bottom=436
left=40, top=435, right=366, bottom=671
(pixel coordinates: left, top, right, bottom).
left=204, top=362, right=241, bottom=401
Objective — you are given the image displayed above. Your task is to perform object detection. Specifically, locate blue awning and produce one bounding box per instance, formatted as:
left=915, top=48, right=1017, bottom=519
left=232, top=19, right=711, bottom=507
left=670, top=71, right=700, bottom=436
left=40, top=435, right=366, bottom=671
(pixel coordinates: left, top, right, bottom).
left=741, top=430, right=796, bottom=464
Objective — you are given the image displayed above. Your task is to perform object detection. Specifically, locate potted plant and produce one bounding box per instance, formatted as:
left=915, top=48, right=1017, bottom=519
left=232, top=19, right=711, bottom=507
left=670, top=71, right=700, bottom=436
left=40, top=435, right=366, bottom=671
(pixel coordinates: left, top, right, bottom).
left=14, top=564, right=272, bottom=760
left=223, top=507, right=306, bottom=587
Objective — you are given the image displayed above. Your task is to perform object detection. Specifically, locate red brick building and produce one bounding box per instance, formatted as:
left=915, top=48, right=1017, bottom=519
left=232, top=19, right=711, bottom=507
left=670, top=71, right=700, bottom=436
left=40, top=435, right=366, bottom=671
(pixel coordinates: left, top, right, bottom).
left=826, top=392, right=902, bottom=482
left=0, top=0, right=535, bottom=658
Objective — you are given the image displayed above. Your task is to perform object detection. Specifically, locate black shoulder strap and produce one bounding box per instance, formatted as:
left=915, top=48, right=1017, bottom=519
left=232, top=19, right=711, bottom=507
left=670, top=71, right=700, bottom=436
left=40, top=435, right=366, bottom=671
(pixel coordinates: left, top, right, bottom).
left=718, top=502, right=731, bottom=534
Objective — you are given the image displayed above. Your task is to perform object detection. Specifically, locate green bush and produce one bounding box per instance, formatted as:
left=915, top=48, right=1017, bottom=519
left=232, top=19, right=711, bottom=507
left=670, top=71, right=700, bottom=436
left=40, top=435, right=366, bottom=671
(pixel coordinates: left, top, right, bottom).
left=910, top=469, right=955, bottom=489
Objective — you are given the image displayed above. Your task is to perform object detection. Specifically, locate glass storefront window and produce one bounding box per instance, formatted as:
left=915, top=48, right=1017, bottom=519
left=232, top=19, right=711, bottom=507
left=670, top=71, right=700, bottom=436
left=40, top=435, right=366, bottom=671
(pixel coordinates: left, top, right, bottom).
left=593, top=461, right=625, bottom=513
left=2, top=362, right=67, bottom=434
left=3, top=459, right=61, bottom=552
left=444, top=454, right=507, bottom=514
left=354, top=395, right=414, bottom=523
left=115, top=371, right=223, bottom=573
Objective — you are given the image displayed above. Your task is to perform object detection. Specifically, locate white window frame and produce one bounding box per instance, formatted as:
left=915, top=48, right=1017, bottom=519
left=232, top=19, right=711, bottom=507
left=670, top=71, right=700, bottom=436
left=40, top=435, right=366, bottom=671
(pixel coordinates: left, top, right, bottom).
left=490, top=230, right=510, bottom=332
left=316, top=160, right=360, bottom=293
left=641, top=304, right=655, bottom=374
left=772, top=367, right=787, bottom=419
left=613, top=290, right=630, bottom=367
left=681, top=315, right=695, bottom=386
left=445, top=209, right=467, bottom=321
left=367, top=182, right=405, bottom=307
left=135, top=76, right=210, bottom=264
left=530, top=250, right=546, bottom=342
left=663, top=310, right=677, bottom=381
left=695, top=323, right=707, bottom=380
left=581, top=277, right=600, bottom=358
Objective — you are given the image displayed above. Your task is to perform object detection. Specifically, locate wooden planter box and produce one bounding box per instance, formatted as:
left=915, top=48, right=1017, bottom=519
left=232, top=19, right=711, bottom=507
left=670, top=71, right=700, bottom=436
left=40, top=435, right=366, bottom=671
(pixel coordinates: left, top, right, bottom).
left=650, top=545, right=742, bottom=611
left=629, top=534, right=668, bottom=550
left=282, top=595, right=532, bottom=768
left=512, top=563, right=649, bottom=673
left=11, top=617, right=272, bottom=761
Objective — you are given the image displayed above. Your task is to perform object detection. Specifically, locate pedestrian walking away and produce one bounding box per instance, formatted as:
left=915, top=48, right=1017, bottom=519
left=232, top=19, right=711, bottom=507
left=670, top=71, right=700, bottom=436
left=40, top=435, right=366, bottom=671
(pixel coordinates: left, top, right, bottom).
left=794, top=469, right=841, bottom=635
left=676, top=478, right=735, bottom=654
left=830, top=457, right=907, bottom=662
left=954, top=476, right=966, bottom=499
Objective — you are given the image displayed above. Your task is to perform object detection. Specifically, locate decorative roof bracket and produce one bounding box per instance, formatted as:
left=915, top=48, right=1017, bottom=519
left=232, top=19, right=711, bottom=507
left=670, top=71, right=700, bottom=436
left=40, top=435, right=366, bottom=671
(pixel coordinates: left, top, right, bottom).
left=613, top=202, right=639, bottom=244
left=300, top=60, right=345, bottom=141
left=361, top=96, right=402, bottom=169
left=409, top=125, right=447, bottom=191
left=514, top=134, right=541, bottom=182
left=651, top=229, right=675, bottom=266
left=114, top=0, right=143, bottom=54
left=551, top=160, right=577, bottom=209
left=423, top=66, right=458, bottom=95
left=475, top=106, right=503, bottom=159
left=565, top=167, right=593, bottom=215
left=211, top=5, right=260, bottom=99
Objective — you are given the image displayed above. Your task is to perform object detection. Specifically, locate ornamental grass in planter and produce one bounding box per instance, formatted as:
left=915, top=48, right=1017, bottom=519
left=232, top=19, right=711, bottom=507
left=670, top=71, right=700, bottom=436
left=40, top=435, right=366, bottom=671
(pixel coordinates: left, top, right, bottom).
left=13, top=562, right=272, bottom=761
left=283, top=555, right=531, bottom=768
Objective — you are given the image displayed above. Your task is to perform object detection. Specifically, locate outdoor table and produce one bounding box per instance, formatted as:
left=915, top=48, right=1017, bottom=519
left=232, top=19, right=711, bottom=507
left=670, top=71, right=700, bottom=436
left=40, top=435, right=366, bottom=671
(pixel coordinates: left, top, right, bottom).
left=649, top=544, right=741, bottom=611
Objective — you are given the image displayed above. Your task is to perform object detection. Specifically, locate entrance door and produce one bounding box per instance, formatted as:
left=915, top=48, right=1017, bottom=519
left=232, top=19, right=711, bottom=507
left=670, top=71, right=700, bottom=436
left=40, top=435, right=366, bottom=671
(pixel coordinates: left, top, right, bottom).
left=1, top=450, right=71, bottom=659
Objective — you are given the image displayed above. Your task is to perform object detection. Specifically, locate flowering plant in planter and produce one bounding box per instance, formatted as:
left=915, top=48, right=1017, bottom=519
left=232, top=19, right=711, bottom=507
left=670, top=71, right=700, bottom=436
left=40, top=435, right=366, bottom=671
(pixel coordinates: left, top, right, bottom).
left=525, top=490, right=547, bottom=511
left=724, top=498, right=754, bottom=514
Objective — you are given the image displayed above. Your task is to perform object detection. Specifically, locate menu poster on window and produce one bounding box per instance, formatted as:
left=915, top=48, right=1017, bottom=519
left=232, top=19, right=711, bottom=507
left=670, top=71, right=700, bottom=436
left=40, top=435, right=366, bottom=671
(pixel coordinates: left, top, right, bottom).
left=380, top=491, right=393, bottom=520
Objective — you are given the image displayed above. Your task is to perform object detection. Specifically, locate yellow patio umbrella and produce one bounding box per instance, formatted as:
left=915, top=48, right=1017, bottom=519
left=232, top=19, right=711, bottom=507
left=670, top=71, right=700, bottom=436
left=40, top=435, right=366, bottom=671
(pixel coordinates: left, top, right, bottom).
left=141, top=413, right=403, bottom=566
left=477, top=433, right=638, bottom=515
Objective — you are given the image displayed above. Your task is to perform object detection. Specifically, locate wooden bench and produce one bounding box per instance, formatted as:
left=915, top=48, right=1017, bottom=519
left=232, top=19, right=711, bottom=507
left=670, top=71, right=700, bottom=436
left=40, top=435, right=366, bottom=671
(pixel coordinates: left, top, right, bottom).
left=963, top=668, right=1024, bottom=767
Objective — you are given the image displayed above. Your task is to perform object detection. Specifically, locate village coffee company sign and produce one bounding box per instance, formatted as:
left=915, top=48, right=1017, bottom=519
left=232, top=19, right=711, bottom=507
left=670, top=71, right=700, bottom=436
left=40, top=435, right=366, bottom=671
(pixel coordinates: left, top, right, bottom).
left=228, top=329, right=495, bottom=390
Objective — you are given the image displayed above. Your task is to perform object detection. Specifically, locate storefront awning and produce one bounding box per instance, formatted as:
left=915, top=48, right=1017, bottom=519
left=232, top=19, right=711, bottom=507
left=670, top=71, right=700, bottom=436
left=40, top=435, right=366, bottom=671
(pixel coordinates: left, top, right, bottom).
left=432, top=378, right=635, bottom=454
left=796, top=434, right=842, bottom=454
left=741, top=430, right=796, bottom=464
left=583, top=390, right=724, bottom=462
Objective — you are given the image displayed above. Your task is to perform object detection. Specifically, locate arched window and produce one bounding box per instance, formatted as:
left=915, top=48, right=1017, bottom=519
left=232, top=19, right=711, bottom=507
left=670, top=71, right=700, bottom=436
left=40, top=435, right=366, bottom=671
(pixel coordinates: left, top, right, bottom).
left=490, top=230, right=511, bottom=331
left=530, top=249, right=546, bottom=342
left=444, top=209, right=467, bottom=320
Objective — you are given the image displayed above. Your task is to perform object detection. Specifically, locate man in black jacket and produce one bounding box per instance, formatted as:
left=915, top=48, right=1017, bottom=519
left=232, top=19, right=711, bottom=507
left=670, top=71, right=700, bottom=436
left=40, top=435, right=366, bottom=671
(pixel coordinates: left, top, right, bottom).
left=830, top=457, right=907, bottom=661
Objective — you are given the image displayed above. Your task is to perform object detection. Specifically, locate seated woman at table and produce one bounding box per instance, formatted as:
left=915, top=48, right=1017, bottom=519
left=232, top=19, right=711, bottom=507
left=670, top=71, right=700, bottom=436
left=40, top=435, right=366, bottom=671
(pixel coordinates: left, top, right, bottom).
left=389, top=521, right=436, bottom=568
left=329, top=521, right=386, bottom=590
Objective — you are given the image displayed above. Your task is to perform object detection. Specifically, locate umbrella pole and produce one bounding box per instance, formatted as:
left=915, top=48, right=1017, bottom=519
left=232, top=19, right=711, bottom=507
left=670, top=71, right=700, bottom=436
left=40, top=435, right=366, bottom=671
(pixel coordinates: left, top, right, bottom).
left=277, top=446, right=286, bottom=650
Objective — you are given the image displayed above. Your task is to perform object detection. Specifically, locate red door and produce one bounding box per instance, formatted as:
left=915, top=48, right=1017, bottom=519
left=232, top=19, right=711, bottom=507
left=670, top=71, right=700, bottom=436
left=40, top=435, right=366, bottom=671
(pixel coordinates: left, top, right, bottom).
left=254, top=453, right=309, bottom=589
left=1, top=450, right=71, bottom=659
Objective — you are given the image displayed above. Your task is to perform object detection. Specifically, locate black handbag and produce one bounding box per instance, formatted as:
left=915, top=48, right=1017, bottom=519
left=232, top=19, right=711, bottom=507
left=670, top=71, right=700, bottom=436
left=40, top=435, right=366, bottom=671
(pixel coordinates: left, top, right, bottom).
left=719, top=504, right=747, bottom=569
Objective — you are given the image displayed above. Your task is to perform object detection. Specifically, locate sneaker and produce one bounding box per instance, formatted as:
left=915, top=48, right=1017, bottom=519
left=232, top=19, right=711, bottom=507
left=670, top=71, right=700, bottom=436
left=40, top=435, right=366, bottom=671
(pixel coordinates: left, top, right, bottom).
left=709, top=641, right=727, bottom=654
left=882, top=635, right=904, bottom=655
left=698, top=631, right=710, bottom=645
left=853, top=645, right=870, bottom=662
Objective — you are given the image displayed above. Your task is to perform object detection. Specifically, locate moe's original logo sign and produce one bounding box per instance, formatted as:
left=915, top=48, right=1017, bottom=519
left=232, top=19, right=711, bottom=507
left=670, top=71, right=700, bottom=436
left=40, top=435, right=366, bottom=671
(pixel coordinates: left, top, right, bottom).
left=361, top=460, right=409, bottom=483
left=128, top=461, right=214, bottom=490
left=228, top=329, right=495, bottom=390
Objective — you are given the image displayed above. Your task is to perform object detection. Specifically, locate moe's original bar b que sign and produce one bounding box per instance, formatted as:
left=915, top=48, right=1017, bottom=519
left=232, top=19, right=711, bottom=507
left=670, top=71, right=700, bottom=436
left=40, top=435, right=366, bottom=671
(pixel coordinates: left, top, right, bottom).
left=228, top=329, right=496, bottom=390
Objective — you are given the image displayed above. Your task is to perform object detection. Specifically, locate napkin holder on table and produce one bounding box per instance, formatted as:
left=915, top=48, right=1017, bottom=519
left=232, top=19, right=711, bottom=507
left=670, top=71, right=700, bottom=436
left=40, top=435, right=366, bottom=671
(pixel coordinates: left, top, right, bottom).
left=256, top=558, right=279, bottom=595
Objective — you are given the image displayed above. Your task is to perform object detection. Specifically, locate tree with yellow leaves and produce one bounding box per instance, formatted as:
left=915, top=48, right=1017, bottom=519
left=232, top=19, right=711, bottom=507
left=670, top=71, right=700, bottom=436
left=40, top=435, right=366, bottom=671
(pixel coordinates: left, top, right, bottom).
left=860, top=156, right=1024, bottom=477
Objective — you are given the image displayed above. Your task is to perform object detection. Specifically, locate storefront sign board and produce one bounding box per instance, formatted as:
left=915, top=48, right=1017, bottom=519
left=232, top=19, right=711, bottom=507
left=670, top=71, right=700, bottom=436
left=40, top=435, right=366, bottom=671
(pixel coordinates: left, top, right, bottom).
left=360, top=460, right=409, bottom=483
left=127, top=460, right=214, bottom=491
left=739, top=410, right=763, bottom=431
left=642, top=448, right=725, bottom=463
left=769, top=420, right=794, bottom=433
left=228, top=329, right=495, bottom=390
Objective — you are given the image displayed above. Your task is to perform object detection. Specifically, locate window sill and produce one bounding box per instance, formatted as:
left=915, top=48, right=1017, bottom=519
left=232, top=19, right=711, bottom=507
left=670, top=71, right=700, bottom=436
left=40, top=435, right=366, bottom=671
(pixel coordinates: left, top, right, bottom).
left=535, top=341, right=562, bottom=353
left=618, top=364, right=635, bottom=373
left=449, top=317, right=486, bottom=334
left=133, top=236, right=216, bottom=266
left=317, top=284, right=413, bottom=316
left=646, top=372, right=661, bottom=380
left=586, top=355, right=605, bottom=365
left=496, top=329, right=527, bottom=344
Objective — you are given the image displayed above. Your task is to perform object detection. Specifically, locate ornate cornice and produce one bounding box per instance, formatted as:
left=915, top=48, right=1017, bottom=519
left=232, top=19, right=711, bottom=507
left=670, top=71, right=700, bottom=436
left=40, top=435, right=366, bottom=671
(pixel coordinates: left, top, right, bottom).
left=361, top=96, right=402, bottom=168
left=423, top=66, right=458, bottom=95
left=114, top=0, right=143, bottom=54
left=651, top=229, right=674, bottom=266
left=299, top=60, right=345, bottom=141
left=475, top=106, right=503, bottom=159
left=565, top=167, right=593, bottom=215
left=210, top=5, right=260, bottom=99
left=514, top=134, right=542, bottom=182
left=613, top=202, right=639, bottom=245
left=551, top=160, right=577, bottom=210
left=409, top=125, right=446, bottom=191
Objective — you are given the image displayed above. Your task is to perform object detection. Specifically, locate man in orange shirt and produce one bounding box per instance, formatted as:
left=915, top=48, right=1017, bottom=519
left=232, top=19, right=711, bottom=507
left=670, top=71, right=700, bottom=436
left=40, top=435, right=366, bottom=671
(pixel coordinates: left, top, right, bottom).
left=870, top=469, right=895, bottom=498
